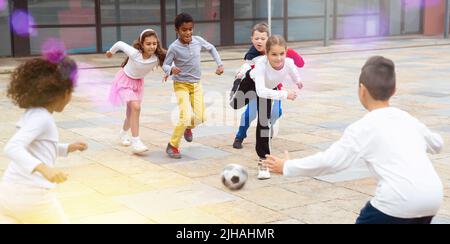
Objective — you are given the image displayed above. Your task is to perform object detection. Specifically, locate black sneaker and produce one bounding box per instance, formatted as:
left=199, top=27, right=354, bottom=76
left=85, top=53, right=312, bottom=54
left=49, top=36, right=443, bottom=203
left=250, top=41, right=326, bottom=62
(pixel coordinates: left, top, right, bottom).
left=233, top=137, right=244, bottom=149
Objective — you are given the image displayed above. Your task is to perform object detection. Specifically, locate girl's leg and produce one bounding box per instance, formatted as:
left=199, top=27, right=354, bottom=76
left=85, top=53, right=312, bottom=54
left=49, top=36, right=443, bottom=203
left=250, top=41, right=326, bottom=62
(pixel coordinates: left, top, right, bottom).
left=123, top=103, right=131, bottom=131
left=128, top=100, right=148, bottom=153
left=129, top=101, right=141, bottom=137
left=118, top=103, right=132, bottom=146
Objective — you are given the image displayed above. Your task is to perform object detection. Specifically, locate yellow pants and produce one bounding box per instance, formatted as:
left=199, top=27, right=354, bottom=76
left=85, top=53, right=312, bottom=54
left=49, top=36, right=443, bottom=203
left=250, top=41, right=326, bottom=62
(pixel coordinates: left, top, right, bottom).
left=170, top=81, right=206, bottom=148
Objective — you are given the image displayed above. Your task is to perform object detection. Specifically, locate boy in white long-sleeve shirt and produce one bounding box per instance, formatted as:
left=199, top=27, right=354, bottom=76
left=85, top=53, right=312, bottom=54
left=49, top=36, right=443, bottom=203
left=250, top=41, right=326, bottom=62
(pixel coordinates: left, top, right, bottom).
left=264, top=56, right=444, bottom=224
left=0, top=57, right=87, bottom=224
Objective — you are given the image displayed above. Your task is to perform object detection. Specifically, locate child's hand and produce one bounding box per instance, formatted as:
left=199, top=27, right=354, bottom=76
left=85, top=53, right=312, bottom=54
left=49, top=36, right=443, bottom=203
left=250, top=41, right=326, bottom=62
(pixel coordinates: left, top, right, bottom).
left=296, top=81, right=303, bottom=90
left=287, top=91, right=298, bottom=101
left=162, top=74, right=169, bottom=83
left=216, top=65, right=224, bottom=75
left=68, top=142, right=88, bottom=153
left=34, top=164, right=69, bottom=184
left=106, top=51, right=113, bottom=58
left=263, top=151, right=290, bottom=174
left=171, top=66, right=182, bottom=76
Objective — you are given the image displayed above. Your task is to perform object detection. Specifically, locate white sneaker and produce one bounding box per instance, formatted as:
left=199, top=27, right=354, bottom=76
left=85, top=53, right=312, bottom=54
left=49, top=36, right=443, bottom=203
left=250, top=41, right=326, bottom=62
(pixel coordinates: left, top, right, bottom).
left=132, top=139, right=149, bottom=154
left=119, top=131, right=131, bottom=147
left=257, top=162, right=271, bottom=180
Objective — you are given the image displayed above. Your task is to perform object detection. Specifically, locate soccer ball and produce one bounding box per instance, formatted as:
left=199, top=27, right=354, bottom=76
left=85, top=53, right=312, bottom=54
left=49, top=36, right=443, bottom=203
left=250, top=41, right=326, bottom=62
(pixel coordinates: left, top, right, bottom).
left=221, top=164, right=248, bottom=190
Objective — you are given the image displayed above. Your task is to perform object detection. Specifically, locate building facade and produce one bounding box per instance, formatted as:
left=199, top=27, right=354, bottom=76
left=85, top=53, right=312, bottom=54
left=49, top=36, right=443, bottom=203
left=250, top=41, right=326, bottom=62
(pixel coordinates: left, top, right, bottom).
left=0, top=0, right=448, bottom=57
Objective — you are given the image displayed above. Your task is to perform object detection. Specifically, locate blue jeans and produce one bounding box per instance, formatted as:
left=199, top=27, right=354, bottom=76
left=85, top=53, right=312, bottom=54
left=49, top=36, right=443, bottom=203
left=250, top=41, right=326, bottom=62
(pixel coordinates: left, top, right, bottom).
left=235, top=98, right=282, bottom=140
left=355, top=202, right=434, bottom=224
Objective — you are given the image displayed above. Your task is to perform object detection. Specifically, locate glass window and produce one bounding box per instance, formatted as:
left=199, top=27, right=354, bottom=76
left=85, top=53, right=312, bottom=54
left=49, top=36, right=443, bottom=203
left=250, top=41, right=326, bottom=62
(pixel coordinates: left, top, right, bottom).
left=288, top=18, right=334, bottom=41
left=234, top=20, right=283, bottom=44
left=336, top=16, right=380, bottom=38
left=166, top=24, right=177, bottom=47
left=335, top=0, right=381, bottom=38
left=102, top=25, right=162, bottom=52
left=166, top=0, right=220, bottom=22
left=235, top=0, right=284, bottom=19
left=404, top=0, right=421, bottom=33
left=366, top=0, right=381, bottom=14
left=234, top=21, right=255, bottom=44
left=29, top=0, right=95, bottom=25
left=30, top=27, right=96, bottom=55
left=388, top=0, right=402, bottom=35
left=101, top=0, right=161, bottom=24
left=0, top=0, right=11, bottom=56
left=192, top=23, right=221, bottom=46
left=337, top=0, right=369, bottom=15
left=288, top=0, right=325, bottom=17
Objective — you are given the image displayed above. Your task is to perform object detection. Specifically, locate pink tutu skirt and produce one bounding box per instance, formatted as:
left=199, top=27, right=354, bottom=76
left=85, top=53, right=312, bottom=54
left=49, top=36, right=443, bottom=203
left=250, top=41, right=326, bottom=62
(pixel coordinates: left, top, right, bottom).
left=109, top=69, right=144, bottom=106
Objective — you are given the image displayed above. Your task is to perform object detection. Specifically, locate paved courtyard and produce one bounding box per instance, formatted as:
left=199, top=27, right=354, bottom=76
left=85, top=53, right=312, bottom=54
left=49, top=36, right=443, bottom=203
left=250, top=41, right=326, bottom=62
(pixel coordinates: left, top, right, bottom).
left=0, top=36, right=449, bottom=224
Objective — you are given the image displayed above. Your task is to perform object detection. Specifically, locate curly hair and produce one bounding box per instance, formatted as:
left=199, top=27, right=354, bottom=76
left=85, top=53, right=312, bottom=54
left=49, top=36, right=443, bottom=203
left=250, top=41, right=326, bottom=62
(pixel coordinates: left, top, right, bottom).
left=121, top=30, right=167, bottom=67
left=7, top=57, right=77, bottom=109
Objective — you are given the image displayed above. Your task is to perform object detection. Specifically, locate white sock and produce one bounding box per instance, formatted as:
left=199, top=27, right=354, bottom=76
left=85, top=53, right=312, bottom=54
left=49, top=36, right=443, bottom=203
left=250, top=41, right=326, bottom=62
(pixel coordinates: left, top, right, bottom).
left=120, top=129, right=129, bottom=135
left=131, top=136, right=140, bottom=143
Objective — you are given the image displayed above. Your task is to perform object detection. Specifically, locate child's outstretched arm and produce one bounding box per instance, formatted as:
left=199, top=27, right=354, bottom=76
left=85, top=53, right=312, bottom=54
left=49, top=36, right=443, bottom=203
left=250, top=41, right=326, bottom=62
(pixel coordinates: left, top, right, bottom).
left=235, top=63, right=252, bottom=79
left=197, top=36, right=224, bottom=75
left=56, top=142, right=87, bottom=157
left=162, top=48, right=178, bottom=77
left=107, top=41, right=138, bottom=58
left=68, top=142, right=88, bottom=154
left=417, top=120, right=444, bottom=154
left=287, top=60, right=303, bottom=90
left=286, top=48, right=305, bottom=68
left=264, top=125, right=365, bottom=177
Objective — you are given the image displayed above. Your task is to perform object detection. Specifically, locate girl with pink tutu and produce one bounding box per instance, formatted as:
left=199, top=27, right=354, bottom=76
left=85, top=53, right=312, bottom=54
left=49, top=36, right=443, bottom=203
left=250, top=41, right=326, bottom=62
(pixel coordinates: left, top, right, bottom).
left=106, top=29, right=166, bottom=154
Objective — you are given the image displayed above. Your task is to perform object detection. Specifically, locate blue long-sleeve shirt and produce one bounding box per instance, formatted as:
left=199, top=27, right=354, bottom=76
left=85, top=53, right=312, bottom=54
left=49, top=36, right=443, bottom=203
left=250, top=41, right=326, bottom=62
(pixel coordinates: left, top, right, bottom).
left=162, top=36, right=223, bottom=83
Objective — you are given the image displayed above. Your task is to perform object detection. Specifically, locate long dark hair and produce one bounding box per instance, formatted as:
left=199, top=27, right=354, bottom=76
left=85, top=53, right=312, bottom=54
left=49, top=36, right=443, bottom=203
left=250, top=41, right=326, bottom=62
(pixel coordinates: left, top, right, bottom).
left=121, top=30, right=166, bottom=67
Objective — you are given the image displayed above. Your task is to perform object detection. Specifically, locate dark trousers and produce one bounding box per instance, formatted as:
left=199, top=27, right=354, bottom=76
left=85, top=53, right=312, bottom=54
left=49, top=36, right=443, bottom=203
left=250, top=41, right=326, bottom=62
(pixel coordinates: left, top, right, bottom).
left=256, top=95, right=273, bottom=159
left=356, top=202, right=434, bottom=224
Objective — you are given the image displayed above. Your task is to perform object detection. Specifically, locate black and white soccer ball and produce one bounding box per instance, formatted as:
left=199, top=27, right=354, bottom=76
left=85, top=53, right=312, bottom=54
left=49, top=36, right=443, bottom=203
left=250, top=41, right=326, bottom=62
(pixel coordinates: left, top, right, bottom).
left=221, top=164, right=248, bottom=190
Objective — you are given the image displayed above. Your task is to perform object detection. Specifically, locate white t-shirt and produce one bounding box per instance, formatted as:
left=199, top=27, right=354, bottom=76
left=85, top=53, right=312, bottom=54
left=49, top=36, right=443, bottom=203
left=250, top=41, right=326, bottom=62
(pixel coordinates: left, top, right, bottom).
left=3, top=108, right=69, bottom=189
left=109, top=41, right=159, bottom=79
left=284, top=107, right=444, bottom=218
left=250, top=56, right=302, bottom=100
